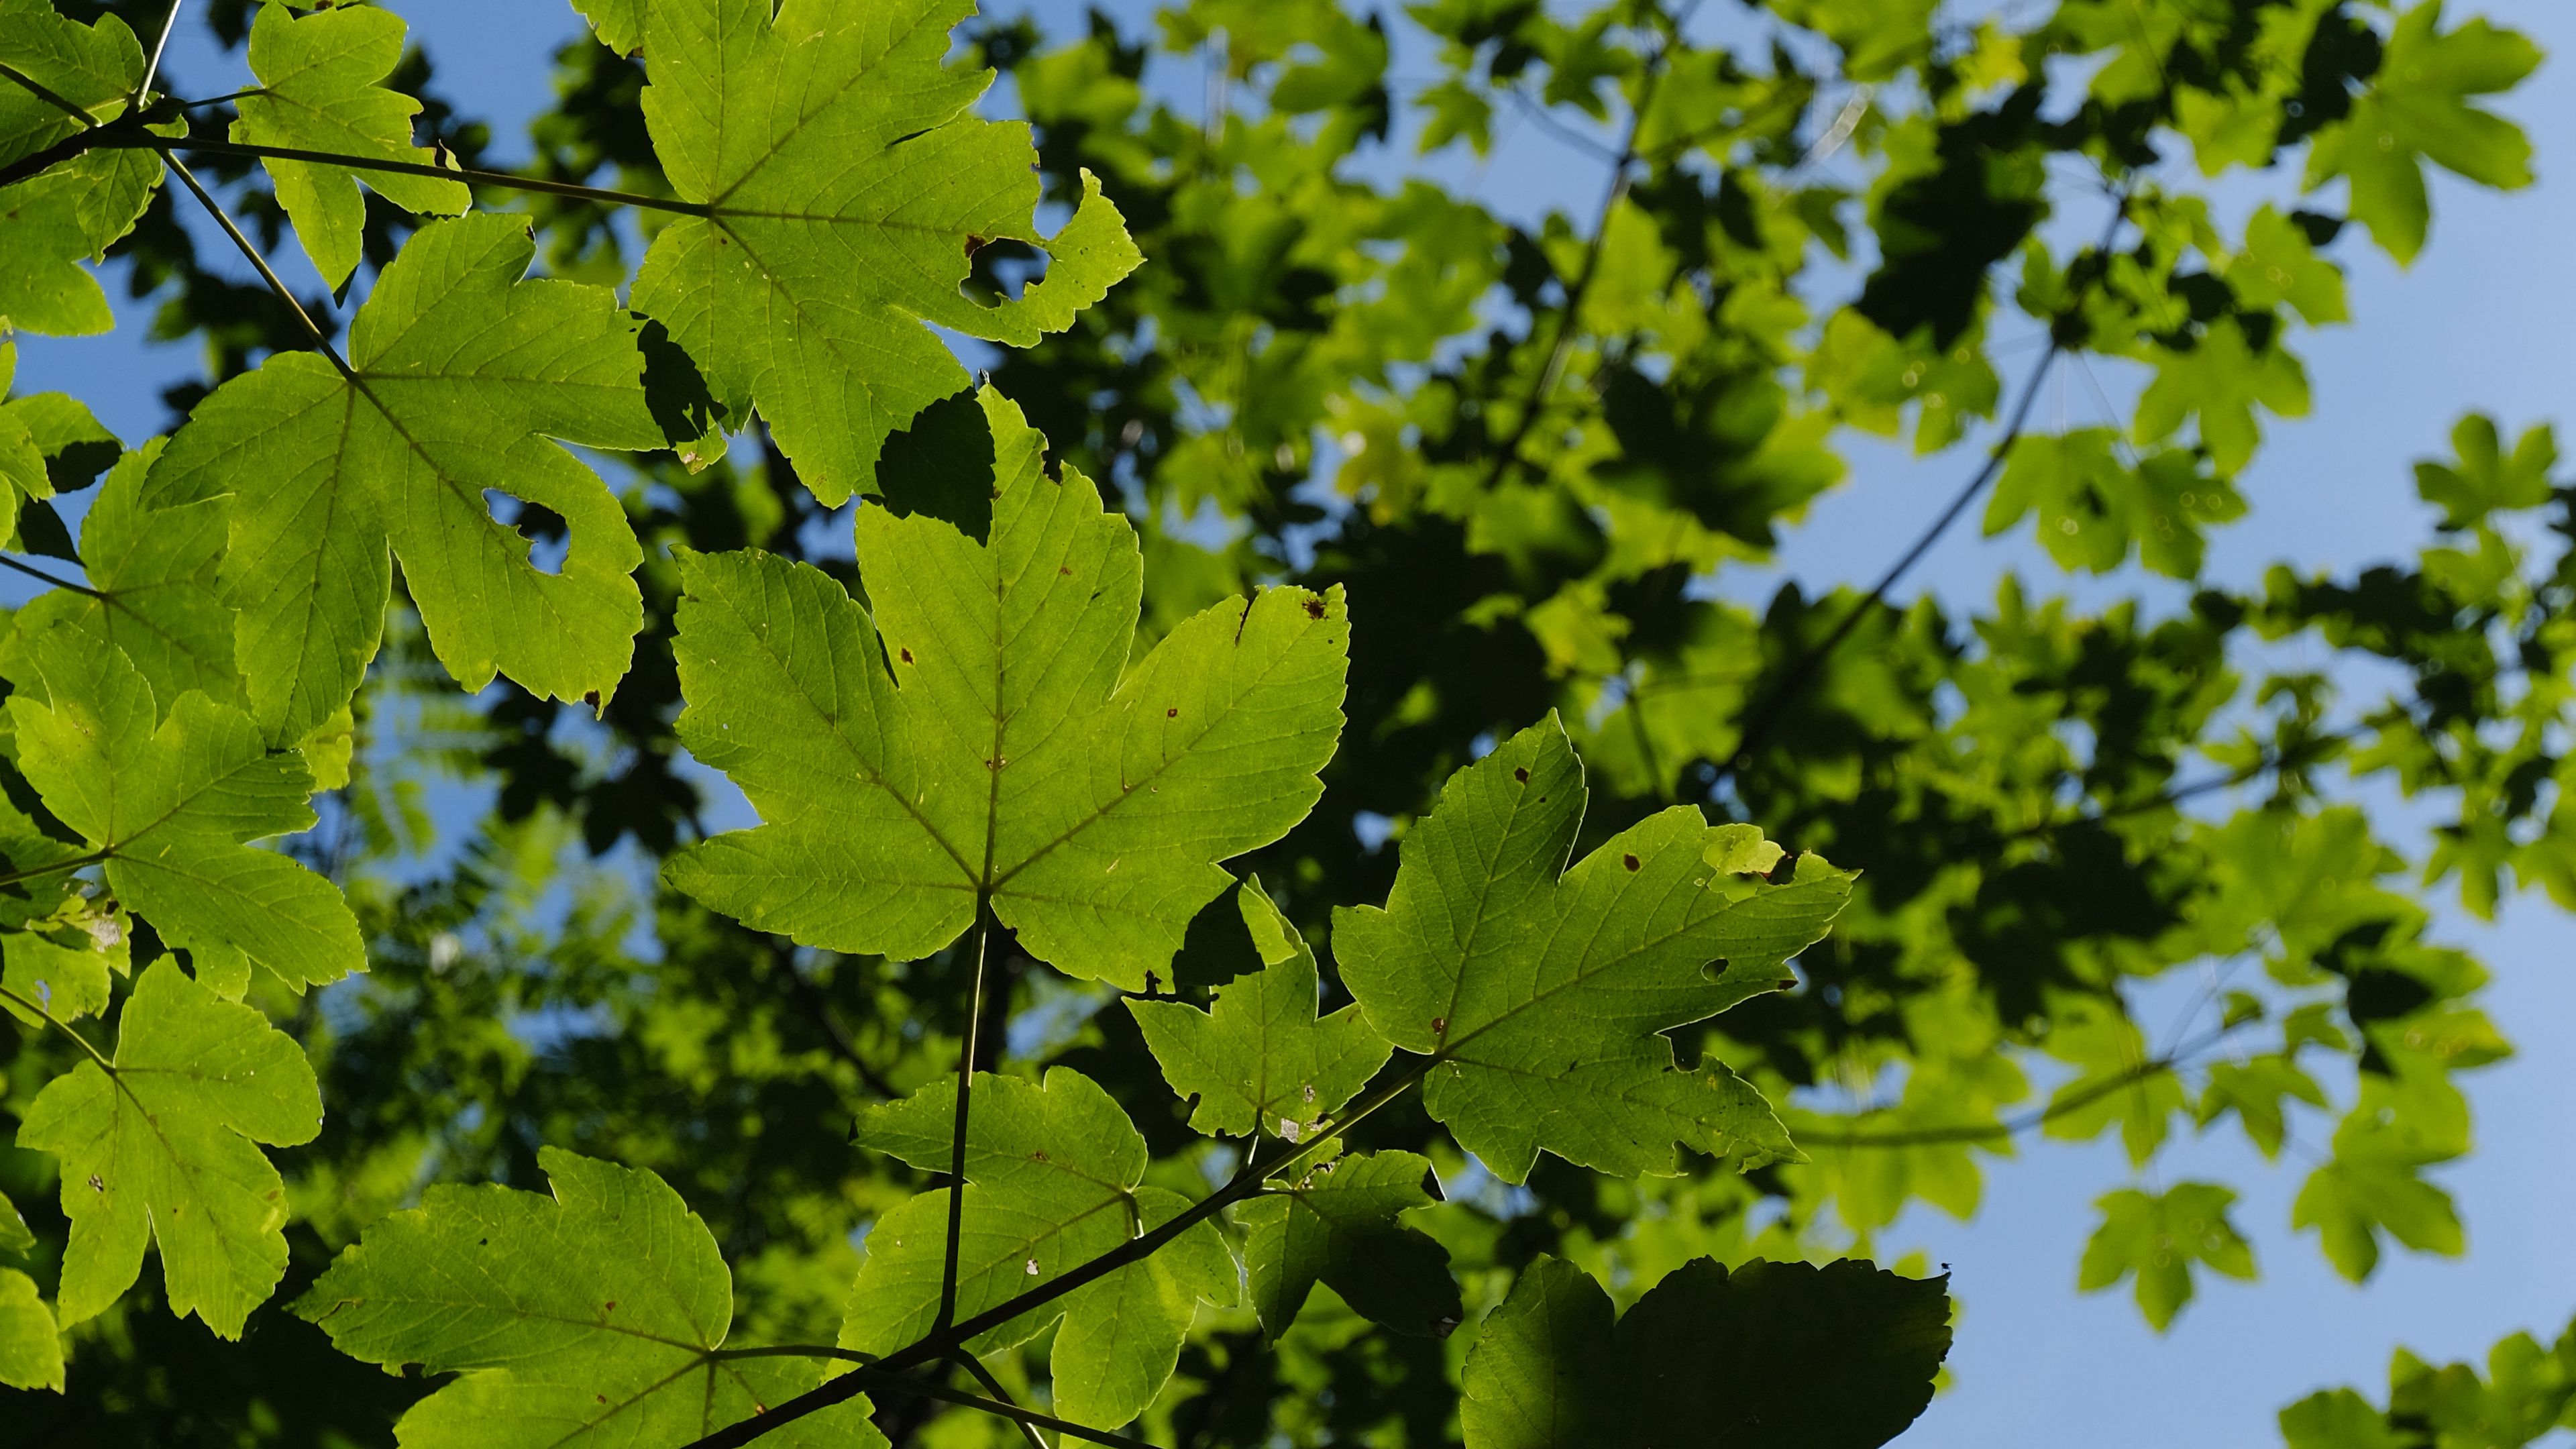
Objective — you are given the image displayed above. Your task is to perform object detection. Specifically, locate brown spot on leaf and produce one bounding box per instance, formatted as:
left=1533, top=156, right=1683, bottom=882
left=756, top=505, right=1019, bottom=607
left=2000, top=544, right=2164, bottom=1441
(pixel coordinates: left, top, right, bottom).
left=1623, top=853, right=1641, bottom=871
left=1513, top=767, right=1529, bottom=782
left=88, top=1175, right=103, bottom=1192
left=1302, top=596, right=1326, bottom=619
left=900, top=647, right=914, bottom=664
left=1430, top=1016, right=1446, bottom=1035
left=1166, top=707, right=1179, bottom=718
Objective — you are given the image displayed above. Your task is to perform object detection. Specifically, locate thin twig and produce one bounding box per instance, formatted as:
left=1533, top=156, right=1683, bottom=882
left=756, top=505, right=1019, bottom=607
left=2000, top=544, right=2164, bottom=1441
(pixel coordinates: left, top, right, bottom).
left=952, top=1350, right=1052, bottom=1449
left=0, top=127, right=708, bottom=215
left=707, top=1347, right=1146, bottom=1449
left=0, top=849, right=109, bottom=890
left=1716, top=189, right=2133, bottom=782
left=0, top=982, right=117, bottom=1073
left=134, top=0, right=186, bottom=109
left=674, top=1061, right=1432, bottom=1449
left=160, top=153, right=358, bottom=383
left=0, top=555, right=101, bottom=598
left=935, top=896, right=997, bottom=1333
left=1795, top=1021, right=2243, bottom=1149
left=0, top=60, right=96, bottom=125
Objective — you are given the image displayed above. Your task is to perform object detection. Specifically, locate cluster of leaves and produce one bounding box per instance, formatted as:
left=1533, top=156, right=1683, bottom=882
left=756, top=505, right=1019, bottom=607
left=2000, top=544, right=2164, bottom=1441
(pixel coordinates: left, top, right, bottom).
left=0, top=0, right=2563, bottom=1444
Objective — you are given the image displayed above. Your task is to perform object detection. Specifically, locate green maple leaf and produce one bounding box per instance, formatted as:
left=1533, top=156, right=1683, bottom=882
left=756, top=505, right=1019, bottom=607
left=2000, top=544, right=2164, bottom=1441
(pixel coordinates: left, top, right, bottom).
left=669, top=388, right=1347, bottom=990
left=0, top=1267, right=60, bottom=1393
left=843, top=1068, right=1234, bottom=1426
left=233, top=0, right=472, bottom=290
left=1238, top=1149, right=1460, bottom=1339
left=1128, top=877, right=1393, bottom=1140
left=2134, top=317, right=2310, bottom=476
left=1460, top=1256, right=1951, bottom=1449
left=626, top=0, right=1142, bottom=502
left=11, top=441, right=239, bottom=718
left=2307, top=2, right=2540, bottom=264
left=148, top=212, right=675, bottom=747
left=1332, top=715, right=1841, bottom=1182
left=296, top=1148, right=883, bottom=1448
left=6, top=623, right=361, bottom=994
left=15, top=959, right=322, bottom=1337
left=2077, top=1182, right=2257, bottom=1332
left=1984, top=430, right=2243, bottom=578
left=572, top=0, right=645, bottom=56
left=2414, top=413, right=2557, bottom=529
left=0, top=0, right=168, bottom=335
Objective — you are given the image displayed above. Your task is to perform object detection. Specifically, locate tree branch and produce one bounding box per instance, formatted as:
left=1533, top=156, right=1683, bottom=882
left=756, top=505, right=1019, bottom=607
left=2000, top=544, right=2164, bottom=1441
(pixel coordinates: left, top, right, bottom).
left=160, top=153, right=358, bottom=384
left=708, top=1347, right=1145, bottom=1449
left=0, top=125, right=709, bottom=215
left=1716, top=190, right=2133, bottom=783
left=951, top=1350, right=1052, bottom=1449
left=935, top=895, right=997, bottom=1333
left=0, top=60, right=97, bottom=125
left=674, top=1060, right=1434, bottom=1449
left=0, top=555, right=102, bottom=598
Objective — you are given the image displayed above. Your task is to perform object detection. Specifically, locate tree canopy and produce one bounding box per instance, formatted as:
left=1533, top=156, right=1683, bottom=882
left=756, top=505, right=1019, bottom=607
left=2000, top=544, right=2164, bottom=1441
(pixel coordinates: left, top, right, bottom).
left=0, top=0, right=2566, bottom=1444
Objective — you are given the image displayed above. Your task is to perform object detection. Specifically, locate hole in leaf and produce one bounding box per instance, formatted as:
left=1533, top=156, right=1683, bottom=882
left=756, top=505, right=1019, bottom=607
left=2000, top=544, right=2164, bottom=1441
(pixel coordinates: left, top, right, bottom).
left=484, top=490, right=570, bottom=575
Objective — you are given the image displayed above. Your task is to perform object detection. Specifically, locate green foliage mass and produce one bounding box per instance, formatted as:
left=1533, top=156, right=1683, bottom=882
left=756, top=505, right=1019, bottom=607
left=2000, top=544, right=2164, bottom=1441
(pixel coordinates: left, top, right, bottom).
left=0, top=0, right=2563, bottom=1445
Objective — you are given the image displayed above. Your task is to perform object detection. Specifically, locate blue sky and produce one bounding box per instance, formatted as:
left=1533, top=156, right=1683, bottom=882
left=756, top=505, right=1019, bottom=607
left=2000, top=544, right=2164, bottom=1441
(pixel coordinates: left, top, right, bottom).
left=15, top=2, right=2575, bottom=1442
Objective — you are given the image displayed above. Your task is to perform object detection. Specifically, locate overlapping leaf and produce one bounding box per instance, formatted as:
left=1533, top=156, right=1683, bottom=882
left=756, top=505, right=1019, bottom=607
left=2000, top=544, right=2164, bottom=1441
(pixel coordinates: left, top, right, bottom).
left=5, top=624, right=360, bottom=994
left=0, top=0, right=167, bottom=335
left=1129, top=877, right=1392, bottom=1140
left=148, top=212, right=672, bottom=746
left=623, top=0, right=1142, bottom=502
left=0, top=1267, right=60, bottom=1392
left=1460, top=1256, right=1951, bottom=1449
left=1333, top=716, right=1845, bottom=1181
left=669, top=387, right=1347, bottom=989
left=843, top=1069, right=1234, bottom=1426
left=2077, top=1183, right=2256, bottom=1330
left=297, top=1148, right=883, bottom=1448
left=1238, top=1149, right=1458, bottom=1340
left=15, top=959, right=322, bottom=1337
left=233, top=0, right=472, bottom=290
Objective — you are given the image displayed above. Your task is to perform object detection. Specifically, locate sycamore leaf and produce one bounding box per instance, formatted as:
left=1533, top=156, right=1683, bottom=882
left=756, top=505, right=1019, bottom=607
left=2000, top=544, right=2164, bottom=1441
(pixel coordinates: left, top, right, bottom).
left=0, top=0, right=166, bottom=335
left=1460, top=1256, right=1951, bottom=1449
left=2414, top=413, right=2557, bottom=529
left=2306, top=2, right=2540, bottom=264
left=11, top=441, right=239, bottom=715
left=7, top=624, right=361, bottom=994
left=0, top=1268, right=61, bottom=1393
left=1332, top=715, right=1841, bottom=1183
left=233, top=1, right=473, bottom=290
left=2076, top=1183, right=2257, bottom=1332
left=629, top=0, right=1141, bottom=502
left=2134, top=317, right=2310, bottom=475
left=148, top=213, right=672, bottom=746
left=1129, top=877, right=1393, bottom=1140
left=1052, top=1188, right=1236, bottom=1428
left=2224, top=205, right=2348, bottom=327
left=843, top=1069, right=1232, bottom=1424
left=297, top=1148, right=883, bottom=1449
left=669, top=388, right=1347, bottom=990
left=15, top=959, right=322, bottom=1337
left=1985, top=430, right=2244, bottom=578
left=1238, top=1149, right=1459, bottom=1339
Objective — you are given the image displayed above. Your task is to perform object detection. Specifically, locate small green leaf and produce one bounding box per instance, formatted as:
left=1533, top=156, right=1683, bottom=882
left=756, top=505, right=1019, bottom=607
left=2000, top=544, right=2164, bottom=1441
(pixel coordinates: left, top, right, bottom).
left=297, top=1148, right=881, bottom=1448
left=0, top=1189, right=32, bottom=1258
left=17, top=959, right=322, bottom=1337
left=2077, top=1183, right=2257, bottom=1332
left=2134, top=317, right=2310, bottom=476
left=669, top=388, right=1348, bottom=989
left=1128, top=877, right=1393, bottom=1140
left=7, top=625, right=362, bottom=994
left=629, top=0, right=1141, bottom=500
left=2414, top=413, right=2557, bottom=529
left=570, top=0, right=645, bottom=56
left=0, top=1268, right=62, bottom=1392
left=0, top=0, right=160, bottom=335
left=2307, top=2, right=2540, bottom=264
left=148, top=213, right=672, bottom=745
left=233, top=1, right=473, bottom=290
left=1238, top=1149, right=1459, bottom=1339
left=1462, top=1255, right=1951, bottom=1448
left=1334, top=716, right=1839, bottom=1181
